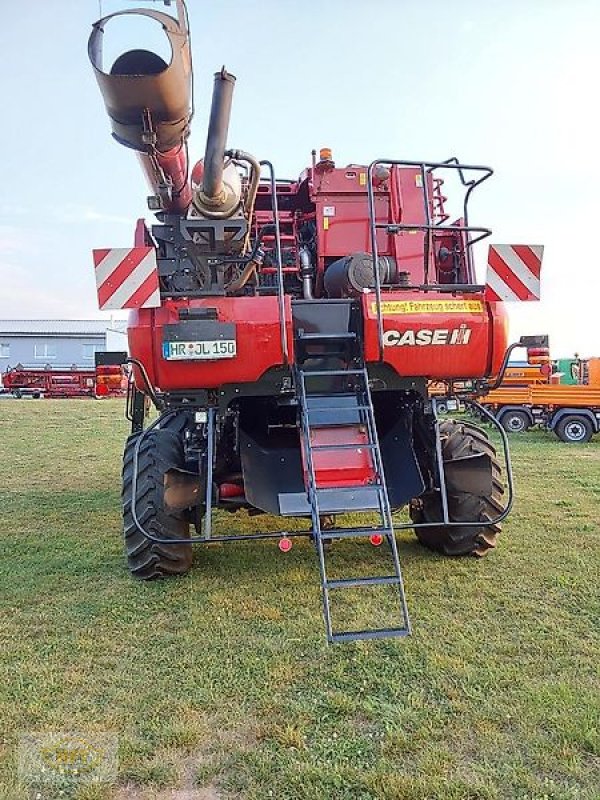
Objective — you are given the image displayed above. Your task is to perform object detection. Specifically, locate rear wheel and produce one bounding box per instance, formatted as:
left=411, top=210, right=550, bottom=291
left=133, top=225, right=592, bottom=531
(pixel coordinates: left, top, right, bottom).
left=499, top=408, right=531, bottom=433
left=555, top=415, right=593, bottom=443
left=122, top=428, right=192, bottom=579
left=410, top=419, right=505, bottom=557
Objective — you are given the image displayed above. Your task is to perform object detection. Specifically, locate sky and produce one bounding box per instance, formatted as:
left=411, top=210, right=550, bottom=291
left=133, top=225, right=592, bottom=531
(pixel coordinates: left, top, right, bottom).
left=0, top=0, right=599, bottom=357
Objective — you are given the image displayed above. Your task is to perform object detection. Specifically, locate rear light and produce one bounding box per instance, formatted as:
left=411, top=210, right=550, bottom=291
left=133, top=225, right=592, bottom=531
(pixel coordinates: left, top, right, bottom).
left=527, top=346, right=551, bottom=366
left=278, top=537, right=293, bottom=553
left=369, top=534, right=384, bottom=547
left=96, top=364, right=123, bottom=395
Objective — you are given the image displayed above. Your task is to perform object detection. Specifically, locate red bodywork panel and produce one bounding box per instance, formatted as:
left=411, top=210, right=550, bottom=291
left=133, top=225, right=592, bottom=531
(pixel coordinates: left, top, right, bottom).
left=302, top=426, right=375, bottom=489
left=128, top=296, right=294, bottom=391
left=362, top=291, right=508, bottom=379
left=127, top=291, right=507, bottom=391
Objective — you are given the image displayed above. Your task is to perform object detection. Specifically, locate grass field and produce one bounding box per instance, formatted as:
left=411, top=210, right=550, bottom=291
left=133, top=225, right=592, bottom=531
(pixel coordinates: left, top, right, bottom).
left=0, top=400, right=598, bottom=800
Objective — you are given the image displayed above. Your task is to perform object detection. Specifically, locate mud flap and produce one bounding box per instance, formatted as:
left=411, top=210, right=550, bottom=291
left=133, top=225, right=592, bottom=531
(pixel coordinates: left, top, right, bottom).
left=239, top=428, right=305, bottom=515
left=443, top=453, right=493, bottom=497
left=163, top=468, right=203, bottom=512
left=379, top=415, right=425, bottom=509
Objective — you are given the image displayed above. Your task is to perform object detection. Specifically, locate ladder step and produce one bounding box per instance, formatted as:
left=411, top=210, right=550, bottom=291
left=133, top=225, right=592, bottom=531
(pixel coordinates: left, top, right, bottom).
left=326, top=575, right=400, bottom=589
left=314, top=485, right=381, bottom=513
left=320, top=526, right=391, bottom=540
left=307, top=404, right=371, bottom=413
left=305, top=394, right=365, bottom=407
left=330, top=627, right=410, bottom=643
left=307, top=411, right=364, bottom=427
left=311, top=442, right=377, bottom=452
left=297, top=332, right=357, bottom=341
left=301, top=369, right=365, bottom=378
left=305, top=394, right=367, bottom=427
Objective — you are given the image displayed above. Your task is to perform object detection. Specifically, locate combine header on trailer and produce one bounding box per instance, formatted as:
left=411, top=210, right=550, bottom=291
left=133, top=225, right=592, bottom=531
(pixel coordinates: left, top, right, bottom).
left=88, top=1, right=543, bottom=642
left=1, top=362, right=126, bottom=399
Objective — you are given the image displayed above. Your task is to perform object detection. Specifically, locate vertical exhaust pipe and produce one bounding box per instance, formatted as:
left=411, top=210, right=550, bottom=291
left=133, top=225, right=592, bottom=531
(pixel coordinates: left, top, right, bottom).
left=203, top=68, right=236, bottom=201
left=192, top=68, right=241, bottom=218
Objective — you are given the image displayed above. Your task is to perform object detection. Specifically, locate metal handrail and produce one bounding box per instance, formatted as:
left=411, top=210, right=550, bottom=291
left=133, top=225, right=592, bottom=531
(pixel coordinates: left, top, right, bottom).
left=367, top=157, right=494, bottom=361
left=259, top=160, right=288, bottom=366
left=391, top=398, right=515, bottom=531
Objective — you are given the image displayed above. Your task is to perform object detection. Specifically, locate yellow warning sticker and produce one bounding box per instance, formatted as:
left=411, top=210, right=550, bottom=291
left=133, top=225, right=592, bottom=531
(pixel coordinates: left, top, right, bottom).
left=371, top=299, right=484, bottom=315
left=359, top=173, right=367, bottom=186
left=323, top=217, right=329, bottom=231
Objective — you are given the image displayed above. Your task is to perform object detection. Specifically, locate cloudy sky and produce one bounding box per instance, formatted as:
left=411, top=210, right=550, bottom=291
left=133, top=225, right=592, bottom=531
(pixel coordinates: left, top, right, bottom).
left=1, top=0, right=598, bottom=357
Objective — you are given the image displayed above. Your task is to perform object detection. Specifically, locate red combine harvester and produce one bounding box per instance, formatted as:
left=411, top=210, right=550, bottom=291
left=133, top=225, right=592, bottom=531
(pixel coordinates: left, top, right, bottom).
left=89, top=1, right=543, bottom=642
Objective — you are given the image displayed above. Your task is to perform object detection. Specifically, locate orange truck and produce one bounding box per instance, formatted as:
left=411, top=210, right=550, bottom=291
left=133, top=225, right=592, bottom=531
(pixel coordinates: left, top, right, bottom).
left=480, top=357, right=600, bottom=442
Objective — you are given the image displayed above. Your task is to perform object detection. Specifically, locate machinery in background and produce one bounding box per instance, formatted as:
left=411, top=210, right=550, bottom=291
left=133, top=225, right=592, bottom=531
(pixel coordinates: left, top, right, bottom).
left=480, top=348, right=600, bottom=442
left=1, top=359, right=127, bottom=399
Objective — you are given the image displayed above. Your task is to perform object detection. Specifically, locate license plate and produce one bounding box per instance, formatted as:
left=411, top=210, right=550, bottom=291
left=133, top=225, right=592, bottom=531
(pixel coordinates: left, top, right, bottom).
left=162, top=340, right=237, bottom=360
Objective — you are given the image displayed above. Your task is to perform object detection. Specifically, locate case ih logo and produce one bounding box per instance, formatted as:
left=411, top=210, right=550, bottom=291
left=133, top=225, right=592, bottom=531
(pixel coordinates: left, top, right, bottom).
left=383, top=325, right=472, bottom=347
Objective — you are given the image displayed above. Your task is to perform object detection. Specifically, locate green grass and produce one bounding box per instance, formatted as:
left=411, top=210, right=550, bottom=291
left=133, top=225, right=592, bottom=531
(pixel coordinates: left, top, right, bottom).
left=0, top=400, right=599, bottom=800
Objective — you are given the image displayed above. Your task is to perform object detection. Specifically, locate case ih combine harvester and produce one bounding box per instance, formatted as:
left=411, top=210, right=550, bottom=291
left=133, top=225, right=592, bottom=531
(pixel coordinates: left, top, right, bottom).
left=89, top=1, right=543, bottom=642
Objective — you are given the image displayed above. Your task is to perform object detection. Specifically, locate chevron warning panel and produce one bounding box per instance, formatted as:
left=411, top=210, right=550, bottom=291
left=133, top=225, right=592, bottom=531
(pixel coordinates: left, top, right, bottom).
left=485, top=244, right=544, bottom=302
left=93, top=247, right=160, bottom=310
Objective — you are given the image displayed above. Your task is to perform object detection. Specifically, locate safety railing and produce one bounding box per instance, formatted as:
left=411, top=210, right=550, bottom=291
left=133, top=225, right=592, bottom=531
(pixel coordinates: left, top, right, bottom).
left=259, top=160, right=289, bottom=366
left=367, top=158, right=493, bottom=361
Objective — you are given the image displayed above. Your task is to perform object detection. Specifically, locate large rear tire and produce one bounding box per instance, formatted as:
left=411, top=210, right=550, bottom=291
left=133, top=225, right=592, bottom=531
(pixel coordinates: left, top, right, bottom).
left=122, top=428, right=193, bottom=579
left=410, top=419, right=504, bottom=557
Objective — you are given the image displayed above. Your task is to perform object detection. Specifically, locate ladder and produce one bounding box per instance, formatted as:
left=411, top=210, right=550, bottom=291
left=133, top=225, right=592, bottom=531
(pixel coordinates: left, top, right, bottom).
left=294, top=355, right=411, bottom=643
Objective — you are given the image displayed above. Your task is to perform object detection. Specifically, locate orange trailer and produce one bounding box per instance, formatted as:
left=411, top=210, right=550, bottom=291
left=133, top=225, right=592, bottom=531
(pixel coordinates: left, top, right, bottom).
left=481, top=357, right=600, bottom=442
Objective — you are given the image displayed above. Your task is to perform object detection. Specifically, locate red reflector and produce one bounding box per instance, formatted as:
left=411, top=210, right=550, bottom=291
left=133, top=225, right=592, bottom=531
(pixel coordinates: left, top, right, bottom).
left=219, top=482, right=244, bottom=498
left=96, top=383, right=109, bottom=396
left=369, top=534, right=384, bottom=547
left=278, top=537, right=292, bottom=553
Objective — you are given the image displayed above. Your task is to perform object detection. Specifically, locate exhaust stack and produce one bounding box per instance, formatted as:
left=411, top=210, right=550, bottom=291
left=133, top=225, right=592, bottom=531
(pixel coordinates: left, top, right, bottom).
left=192, top=68, right=241, bottom=218
left=88, top=7, right=192, bottom=212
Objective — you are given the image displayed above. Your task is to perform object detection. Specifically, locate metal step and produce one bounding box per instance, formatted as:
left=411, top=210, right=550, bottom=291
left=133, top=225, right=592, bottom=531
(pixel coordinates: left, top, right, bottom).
left=311, top=442, right=376, bottom=452
left=297, top=332, right=357, bottom=342
left=278, top=487, right=383, bottom=515
left=315, top=485, right=381, bottom=513
left=320, top=526, right=390, bottom=540
left=301, top=368, right=365, bottom=378
left=326, top=575, right=400, bottom=589
left=331, top=627, right=410, bottom=643
left=307, top=410, right=363, bottom=427
left=305, top=394, right=368, bottom=426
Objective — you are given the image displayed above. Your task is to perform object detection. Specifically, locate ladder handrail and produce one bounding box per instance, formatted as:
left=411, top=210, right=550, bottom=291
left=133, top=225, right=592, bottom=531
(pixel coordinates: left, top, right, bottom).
left=259, top=160, right=288, bottom=366
left=295, top=368, right=333, bottom=637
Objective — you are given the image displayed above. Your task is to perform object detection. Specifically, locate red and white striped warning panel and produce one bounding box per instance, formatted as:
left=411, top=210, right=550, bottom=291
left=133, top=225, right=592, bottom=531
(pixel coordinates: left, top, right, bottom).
left=485, top=244, right=543, bottom=302
left=93, top=247, right=160, bottom=310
